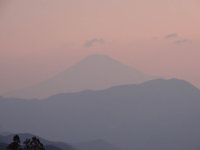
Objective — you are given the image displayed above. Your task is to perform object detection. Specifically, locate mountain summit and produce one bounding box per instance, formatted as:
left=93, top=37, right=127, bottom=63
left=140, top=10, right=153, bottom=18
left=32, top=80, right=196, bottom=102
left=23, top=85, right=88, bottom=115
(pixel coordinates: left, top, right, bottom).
left=5, top=54, right=157, bottom=99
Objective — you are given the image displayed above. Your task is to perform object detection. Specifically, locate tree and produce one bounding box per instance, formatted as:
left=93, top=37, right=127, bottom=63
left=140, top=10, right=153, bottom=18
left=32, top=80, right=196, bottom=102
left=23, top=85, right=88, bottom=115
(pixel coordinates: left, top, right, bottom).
left=7, top=135, right=22, bottom=150
left=7, top=135, right=45, bottom=150
left=29, top=136, right=45, bottom=150
left=23, top=139, right=31, bottom=150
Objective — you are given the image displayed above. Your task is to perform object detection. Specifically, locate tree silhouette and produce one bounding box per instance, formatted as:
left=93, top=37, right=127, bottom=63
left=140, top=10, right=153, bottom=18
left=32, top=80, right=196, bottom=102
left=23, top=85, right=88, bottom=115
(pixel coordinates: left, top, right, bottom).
left=23, top=139, right=31, bottom=150
left=29, top=136, right=45, bottom=150
left=7, top=135, right=22, bottom=150
left=7, top=135, right=45, bottom=150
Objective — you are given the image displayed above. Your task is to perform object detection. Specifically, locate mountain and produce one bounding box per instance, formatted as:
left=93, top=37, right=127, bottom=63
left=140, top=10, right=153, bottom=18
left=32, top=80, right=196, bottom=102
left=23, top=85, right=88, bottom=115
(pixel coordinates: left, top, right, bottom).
left=73, top=139, right=120, bottom=150
left=1, top=79, right=200, bottom=150
left=0, top=133, right=75, bottom=150
left=4, top=54, right=156, bottom=99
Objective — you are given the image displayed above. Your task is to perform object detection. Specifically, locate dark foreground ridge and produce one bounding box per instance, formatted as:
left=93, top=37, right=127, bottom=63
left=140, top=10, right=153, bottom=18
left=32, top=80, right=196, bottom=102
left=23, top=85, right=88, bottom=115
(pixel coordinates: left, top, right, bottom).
left=0, top=134, right=75, bottom=150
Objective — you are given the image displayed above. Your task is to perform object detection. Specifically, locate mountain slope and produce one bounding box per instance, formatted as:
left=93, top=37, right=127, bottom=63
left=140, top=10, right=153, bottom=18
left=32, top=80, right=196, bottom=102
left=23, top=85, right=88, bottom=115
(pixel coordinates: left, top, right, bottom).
left=0, top=133, right=75, bottom=150
left=1, top=79, right=200, bottom=150
left=4, top=54, right=156, bottom=99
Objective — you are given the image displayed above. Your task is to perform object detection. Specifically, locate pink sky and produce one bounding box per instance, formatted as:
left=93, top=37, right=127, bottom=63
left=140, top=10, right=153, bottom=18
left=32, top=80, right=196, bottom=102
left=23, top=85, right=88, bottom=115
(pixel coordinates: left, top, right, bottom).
left=0, top=0, right=200, bottom=94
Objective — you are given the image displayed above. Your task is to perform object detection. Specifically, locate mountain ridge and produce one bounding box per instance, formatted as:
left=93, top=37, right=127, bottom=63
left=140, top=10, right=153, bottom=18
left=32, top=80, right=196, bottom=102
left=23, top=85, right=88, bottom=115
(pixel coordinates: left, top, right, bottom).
left=0, top=133, right=75, bottom=150
left=46, top=78, right=200, bottom=100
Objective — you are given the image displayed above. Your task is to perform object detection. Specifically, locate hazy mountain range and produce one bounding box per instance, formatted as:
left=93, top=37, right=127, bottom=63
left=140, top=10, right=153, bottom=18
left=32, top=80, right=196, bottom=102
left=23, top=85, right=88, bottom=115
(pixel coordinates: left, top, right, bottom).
left=1, top=79, right=200, bottom=150
left=4, top=55, right=156, bottom=99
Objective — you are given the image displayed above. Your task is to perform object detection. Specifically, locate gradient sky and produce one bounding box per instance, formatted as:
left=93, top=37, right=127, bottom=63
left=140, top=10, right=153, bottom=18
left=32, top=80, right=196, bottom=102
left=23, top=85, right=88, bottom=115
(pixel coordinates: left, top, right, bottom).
left=0, top=0, right=200, bottom=94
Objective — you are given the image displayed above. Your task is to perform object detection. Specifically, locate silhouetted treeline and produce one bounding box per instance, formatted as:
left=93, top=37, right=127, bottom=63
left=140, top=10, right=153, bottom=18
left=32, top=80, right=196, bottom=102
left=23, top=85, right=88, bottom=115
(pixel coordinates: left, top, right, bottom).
left=7, top=135, right=45, bottom=150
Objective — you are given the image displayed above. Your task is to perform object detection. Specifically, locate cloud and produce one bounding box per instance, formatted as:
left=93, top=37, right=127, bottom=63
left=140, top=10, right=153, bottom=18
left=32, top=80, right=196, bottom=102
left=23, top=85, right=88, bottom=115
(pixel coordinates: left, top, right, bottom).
left=174, top=39, right=191, bottom=44
left=84, top=38, right=105, bottom=47
left=165, top=33, right=178, bottom=39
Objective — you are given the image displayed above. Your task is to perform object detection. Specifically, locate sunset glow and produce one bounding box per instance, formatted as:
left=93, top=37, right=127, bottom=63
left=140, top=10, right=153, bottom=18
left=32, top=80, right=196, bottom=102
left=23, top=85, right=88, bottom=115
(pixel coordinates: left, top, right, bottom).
left=0, top=0, right=200, bottom=94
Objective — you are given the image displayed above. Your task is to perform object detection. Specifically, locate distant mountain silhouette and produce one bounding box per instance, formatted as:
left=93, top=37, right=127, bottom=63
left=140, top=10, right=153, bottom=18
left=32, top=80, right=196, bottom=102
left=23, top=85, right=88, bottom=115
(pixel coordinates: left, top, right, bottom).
left=4, top=54, right=156, bottom=99
left=1, top=79, right=200, bottom=150
left=0, top=133, right=75, bottom=150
